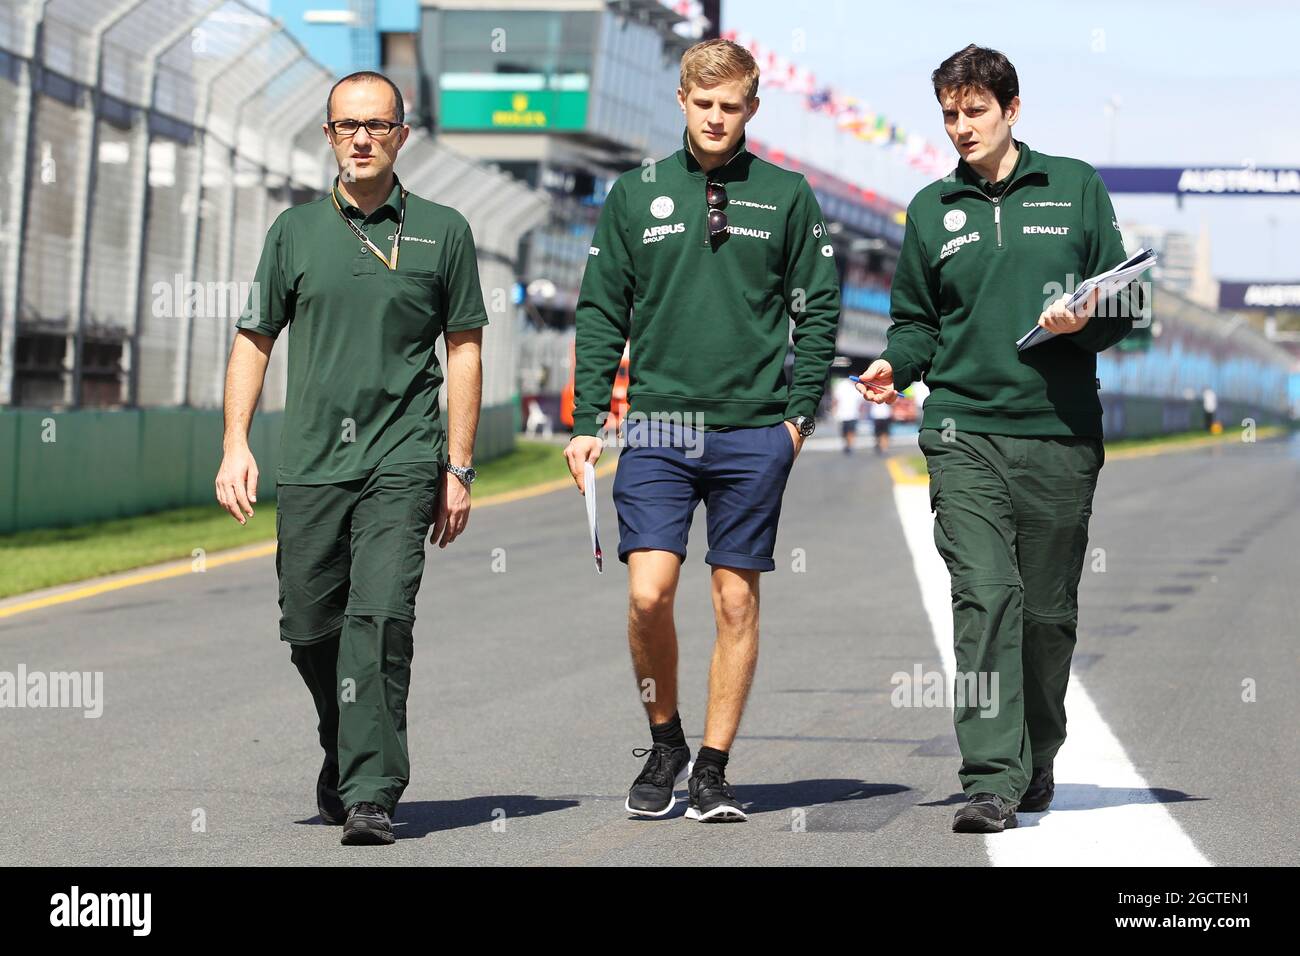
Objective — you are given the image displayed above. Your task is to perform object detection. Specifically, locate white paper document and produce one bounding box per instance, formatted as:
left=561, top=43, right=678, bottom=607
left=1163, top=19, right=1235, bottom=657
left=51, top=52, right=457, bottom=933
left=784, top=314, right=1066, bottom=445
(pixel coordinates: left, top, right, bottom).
left=584, top=462, right=603, bottom=573
left=1016, top=248, right=1158, bottom=351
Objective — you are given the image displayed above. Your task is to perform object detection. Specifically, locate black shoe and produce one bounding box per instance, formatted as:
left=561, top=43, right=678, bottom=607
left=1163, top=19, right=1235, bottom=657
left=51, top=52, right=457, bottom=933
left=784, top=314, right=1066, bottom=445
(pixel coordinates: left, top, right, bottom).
left=317, top=756, right=345, bottom=826
left=341, top=802, right=395, bottom=845
left=685, top=765, right=747, bottom=822
left=952, top=792, right=1018, bottom=833
left=1019, top=766, right=1055, bottom=812
left=625, top=744, right=692, bottom=817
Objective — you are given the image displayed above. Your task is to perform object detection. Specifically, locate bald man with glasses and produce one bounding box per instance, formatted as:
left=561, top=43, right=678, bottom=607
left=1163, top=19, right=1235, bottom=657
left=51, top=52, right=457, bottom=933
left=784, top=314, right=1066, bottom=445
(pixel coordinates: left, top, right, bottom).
left=217, top=71, right=488, bottom=845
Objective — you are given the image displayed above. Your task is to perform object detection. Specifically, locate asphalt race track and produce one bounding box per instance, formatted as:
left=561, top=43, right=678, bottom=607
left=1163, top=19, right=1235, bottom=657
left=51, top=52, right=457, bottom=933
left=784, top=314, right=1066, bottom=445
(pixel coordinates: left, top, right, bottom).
left=1, top=433, right=1296, bottom=866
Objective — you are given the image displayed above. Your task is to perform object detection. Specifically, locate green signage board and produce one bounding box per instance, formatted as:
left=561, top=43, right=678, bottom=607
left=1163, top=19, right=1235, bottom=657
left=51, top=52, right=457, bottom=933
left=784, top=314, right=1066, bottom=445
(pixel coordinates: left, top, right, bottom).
left=439, top=88, right=589, bottom=131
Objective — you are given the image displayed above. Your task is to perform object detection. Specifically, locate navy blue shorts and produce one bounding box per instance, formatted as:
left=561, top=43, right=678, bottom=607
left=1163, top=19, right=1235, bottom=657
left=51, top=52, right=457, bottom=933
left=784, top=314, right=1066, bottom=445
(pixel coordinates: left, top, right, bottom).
left=612, top=418, right=796, bottom=572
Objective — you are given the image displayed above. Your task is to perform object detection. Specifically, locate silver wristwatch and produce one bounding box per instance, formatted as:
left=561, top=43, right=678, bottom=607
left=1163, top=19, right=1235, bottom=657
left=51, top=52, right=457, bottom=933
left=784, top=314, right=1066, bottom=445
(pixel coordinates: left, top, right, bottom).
left=446, top=463, right=477, bottom=488
left=786, top=415, right=816, bottom=438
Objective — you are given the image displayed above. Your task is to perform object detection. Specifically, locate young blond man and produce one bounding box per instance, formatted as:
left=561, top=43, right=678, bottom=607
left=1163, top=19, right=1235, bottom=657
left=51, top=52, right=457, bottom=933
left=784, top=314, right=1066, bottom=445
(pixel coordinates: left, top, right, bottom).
left=564, top=40, right=840, bottom=821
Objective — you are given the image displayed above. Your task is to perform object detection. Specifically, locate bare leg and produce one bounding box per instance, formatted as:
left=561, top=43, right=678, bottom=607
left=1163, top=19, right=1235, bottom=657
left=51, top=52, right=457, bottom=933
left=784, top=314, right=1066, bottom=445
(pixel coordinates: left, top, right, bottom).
left=627, top=549, right=683, bottom=725
left=702, top=566, right=761, bottom=751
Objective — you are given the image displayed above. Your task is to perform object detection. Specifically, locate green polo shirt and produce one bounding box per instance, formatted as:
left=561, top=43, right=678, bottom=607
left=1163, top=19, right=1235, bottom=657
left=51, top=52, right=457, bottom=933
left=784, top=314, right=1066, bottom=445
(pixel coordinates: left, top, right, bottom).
left=236, top=174, right=489, bottom=484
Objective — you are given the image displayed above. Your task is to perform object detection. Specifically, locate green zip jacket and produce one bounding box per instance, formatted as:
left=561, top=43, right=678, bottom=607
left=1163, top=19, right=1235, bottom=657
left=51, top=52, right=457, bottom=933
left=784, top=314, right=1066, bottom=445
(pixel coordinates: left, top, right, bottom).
left=572, top=130, right=841, bottom=436
left=881, top=140, right=1139, bottom=437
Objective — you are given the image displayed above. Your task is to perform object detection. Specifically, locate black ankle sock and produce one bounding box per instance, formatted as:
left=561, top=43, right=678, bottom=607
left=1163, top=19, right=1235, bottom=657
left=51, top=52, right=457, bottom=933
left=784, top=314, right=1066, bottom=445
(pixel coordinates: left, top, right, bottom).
left=694, top=746, right=728, bottom=775
left=649, top=712, right=687, bottom=750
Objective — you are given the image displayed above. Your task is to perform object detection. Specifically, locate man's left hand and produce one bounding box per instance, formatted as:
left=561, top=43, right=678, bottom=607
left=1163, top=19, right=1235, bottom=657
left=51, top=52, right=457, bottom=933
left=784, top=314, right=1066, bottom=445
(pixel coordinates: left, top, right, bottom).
left=1038, top=288, right=1099, bottom=335
left=431, top=469, right=471, bottom=548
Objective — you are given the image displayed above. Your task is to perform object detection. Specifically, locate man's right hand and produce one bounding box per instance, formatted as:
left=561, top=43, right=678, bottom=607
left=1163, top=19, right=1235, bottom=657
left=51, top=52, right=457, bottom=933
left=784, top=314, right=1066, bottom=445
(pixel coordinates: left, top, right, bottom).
left=855, top=359, right=898, bottom=405
left=215, top=444, right=259, bottom=524
left=563, top=435, right=604, bottom=495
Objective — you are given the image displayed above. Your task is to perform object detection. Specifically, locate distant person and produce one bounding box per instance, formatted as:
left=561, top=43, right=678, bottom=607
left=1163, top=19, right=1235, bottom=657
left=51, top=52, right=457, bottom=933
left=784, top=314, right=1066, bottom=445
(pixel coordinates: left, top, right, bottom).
left=856, top=44, right=1141, bottom=833
left=1202, top=386, right=1218, bottom=432
left=833, top=374, right=864, bottom=453
left=526, top=398, right=553, bottom=438
left=564, top=38, right=840, bottom=822
left=216, top=71, right=487, bottom=846
left=869, top=392, right=894, bottom=455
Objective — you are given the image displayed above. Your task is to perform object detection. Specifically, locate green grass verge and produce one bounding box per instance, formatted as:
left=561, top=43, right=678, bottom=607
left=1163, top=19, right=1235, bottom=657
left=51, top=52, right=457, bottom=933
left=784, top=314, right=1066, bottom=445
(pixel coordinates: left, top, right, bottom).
left=902, top=454, right=928, bottom=478
left=473, top=438, right=568, bottom=498
left=1102, top=425, right=1284, bottom=452
left=0, top=503, right=279, bottom=600
left=0, top=440, right=570, bottom=600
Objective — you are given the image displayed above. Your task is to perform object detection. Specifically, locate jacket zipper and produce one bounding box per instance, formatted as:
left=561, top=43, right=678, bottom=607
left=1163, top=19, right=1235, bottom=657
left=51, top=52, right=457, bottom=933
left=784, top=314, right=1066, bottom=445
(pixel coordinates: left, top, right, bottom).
left=951, top=160, right=1039, bottom=250
left=985, top=162, right=1040, bottom=248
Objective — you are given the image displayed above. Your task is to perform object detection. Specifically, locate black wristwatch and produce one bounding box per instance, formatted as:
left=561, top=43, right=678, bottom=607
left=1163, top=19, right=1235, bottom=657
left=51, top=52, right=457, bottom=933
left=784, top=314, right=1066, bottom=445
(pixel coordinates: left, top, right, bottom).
left=446, top=463, right=476, bottom=488
left=786, top=415, right=816, bottom=438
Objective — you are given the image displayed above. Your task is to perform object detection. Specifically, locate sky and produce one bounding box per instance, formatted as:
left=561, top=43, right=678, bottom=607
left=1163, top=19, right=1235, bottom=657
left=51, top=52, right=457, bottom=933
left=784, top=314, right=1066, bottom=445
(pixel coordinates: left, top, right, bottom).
left=721, top=0, right=1300, bottom=280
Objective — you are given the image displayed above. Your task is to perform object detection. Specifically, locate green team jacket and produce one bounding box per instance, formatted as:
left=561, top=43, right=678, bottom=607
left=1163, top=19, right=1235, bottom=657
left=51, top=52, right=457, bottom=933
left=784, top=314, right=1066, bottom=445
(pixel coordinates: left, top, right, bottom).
left=571, top=130, right=841, bottom=436
left=881, top=139, right=1140, bottom=438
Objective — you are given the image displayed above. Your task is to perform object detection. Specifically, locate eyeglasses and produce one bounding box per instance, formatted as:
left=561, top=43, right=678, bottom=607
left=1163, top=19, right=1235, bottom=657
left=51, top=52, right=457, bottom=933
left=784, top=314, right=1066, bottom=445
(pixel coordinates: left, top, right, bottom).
left=329, top=118, right=403, bottom=138
left=706, top=181, right=728, bottom=237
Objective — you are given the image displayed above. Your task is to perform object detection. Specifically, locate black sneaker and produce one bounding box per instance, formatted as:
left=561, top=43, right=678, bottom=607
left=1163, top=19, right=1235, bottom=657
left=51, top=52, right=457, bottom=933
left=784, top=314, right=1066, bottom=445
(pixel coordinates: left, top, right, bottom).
left=625, top=744, right=692, bottom=817
left=684, top=764, right=747, bottom=822
left=952, top=792, right=1018, bottom=833
left=341, top=802, right=395, bottom=845
left=1020, top=766, right=1055, bottom=813
left=317, top=756, right=345, bottom=826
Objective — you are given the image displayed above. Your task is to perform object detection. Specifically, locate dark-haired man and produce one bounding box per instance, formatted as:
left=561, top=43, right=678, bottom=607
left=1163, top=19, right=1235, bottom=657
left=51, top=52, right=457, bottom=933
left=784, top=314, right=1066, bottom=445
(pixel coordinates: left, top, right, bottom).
left=216, top=71, right=488, bottom=845
left=857, top=45, right=1140, bottom=833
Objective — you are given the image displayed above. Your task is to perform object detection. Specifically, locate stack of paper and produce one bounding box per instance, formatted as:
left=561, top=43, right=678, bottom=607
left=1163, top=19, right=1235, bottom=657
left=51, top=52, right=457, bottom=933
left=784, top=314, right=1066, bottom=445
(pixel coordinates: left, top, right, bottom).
left=584, top=462, right=603, bottom=573
left=1016, top=248, right=1158, bottom=351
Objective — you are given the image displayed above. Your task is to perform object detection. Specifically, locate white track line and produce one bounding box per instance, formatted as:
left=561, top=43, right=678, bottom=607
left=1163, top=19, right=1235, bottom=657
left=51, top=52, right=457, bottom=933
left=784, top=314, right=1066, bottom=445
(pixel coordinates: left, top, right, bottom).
left=893, top=481, right=1210, bottom=866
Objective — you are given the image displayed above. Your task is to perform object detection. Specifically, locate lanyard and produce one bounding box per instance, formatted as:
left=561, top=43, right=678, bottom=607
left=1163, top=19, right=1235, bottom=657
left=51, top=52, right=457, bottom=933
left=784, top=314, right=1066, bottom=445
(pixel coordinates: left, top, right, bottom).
left=331, top=185, right=407, bottom=271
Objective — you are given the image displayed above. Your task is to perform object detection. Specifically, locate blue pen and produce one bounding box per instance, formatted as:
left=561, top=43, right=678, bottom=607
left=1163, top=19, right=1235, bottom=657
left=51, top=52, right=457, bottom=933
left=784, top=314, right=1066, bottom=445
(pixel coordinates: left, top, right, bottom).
left=849, top=375, right=896, bottom=394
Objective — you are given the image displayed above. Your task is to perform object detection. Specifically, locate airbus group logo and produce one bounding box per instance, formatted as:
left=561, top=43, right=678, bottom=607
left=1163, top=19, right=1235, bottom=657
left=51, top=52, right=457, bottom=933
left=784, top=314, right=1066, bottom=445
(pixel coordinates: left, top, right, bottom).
left=940, top=231, right=980, bottom=259
left=650, top=196, right=674, bottom=219
left=943, top=209, right=967, bottom=232
left=643, top=222, right=685, bottom=244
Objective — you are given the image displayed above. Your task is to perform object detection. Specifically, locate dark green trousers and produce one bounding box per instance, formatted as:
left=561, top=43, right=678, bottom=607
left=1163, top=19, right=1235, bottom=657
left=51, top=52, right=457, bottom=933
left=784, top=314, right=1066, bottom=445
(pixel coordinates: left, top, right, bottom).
left=276, top=460, right=440, bottom=815
left=918, top=429, right=1103, bottom=802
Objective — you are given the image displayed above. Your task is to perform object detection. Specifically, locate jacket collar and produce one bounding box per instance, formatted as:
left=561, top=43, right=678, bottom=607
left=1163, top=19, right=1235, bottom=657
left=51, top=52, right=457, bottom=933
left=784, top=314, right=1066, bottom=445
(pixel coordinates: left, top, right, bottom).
left=941, top=139, right=1047, bottom=198
left=675, top=127, right=749, bottom=180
